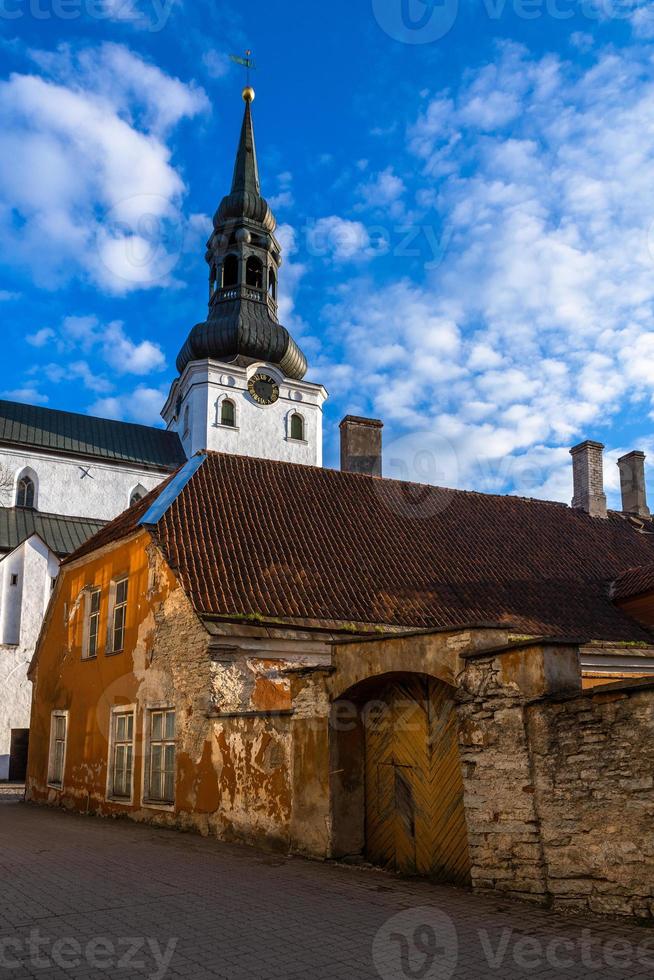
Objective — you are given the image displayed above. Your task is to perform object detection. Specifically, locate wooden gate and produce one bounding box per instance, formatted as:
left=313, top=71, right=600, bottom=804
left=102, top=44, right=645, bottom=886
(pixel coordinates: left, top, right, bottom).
left=364, top=675, right=471, bottom=884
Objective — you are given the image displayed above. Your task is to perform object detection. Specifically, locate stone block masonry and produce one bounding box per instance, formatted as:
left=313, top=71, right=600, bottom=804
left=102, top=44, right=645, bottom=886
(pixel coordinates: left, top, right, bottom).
left=528, top=680, right=654, bottom=918
left=458, top=644, right=654, bottom=918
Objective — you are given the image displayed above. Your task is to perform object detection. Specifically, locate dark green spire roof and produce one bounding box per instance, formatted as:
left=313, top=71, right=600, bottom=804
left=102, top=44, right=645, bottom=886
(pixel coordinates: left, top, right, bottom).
left=177, top=92, right=308, bottom=381
left=216, top=98, right=275, bottom=231
left=230, top=100, right=260, bottom=197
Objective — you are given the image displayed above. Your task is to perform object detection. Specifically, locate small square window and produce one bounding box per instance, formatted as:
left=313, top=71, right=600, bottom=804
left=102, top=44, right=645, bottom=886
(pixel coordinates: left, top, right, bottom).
left=10, top=574, right=18, bottom=587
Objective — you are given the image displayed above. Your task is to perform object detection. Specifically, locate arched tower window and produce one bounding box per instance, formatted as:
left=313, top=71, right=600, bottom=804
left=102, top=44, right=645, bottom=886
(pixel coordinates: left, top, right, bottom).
left=183, top=405, right=191, bottom=438
left=290, top=414, right=305, bottom=441
left=221, top=399, right=236, bottom=427
left=16, top=471, right=36, bottom=509
left=222, top=254, right=239, bottom=288
left=246, top=256, right=263, bottom=289
left=268, top=268, right=277, bottom=300
left=129, top=485, right=147, bottom=507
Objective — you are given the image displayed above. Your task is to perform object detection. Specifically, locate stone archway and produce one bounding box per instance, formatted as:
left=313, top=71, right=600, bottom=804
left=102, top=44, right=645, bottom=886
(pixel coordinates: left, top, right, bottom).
left=330, top=670, right=471, bottom=885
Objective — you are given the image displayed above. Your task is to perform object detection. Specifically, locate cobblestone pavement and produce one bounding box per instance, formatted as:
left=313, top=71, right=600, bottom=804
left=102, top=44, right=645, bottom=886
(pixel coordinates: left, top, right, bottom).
left=1, top=801, right=653, bottom=979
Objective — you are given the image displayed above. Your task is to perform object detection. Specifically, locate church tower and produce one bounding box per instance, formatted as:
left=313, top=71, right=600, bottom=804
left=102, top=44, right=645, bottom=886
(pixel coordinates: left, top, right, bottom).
left=162, top=86, right=327, bottom=465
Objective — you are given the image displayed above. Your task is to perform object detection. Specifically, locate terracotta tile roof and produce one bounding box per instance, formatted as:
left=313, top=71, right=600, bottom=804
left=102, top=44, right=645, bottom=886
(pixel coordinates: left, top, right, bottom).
left=66, top=452, right=654, bottom=641
left=612, top=562, right=654, bottom=602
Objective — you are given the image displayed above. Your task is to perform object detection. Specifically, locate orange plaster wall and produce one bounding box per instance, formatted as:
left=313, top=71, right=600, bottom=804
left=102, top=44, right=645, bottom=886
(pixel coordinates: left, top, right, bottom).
left=26, top=530, right=183, bottom=817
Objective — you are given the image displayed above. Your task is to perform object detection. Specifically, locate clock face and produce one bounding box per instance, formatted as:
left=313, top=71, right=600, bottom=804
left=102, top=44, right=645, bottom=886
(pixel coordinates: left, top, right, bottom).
left=248, top=373, right=280, bottom=406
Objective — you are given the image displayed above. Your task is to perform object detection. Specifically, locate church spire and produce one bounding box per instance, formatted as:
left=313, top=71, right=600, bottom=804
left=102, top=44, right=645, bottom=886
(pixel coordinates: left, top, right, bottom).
left=175, top=84, right=308, bottom=382
left=230, top=90, right=260, bottom=198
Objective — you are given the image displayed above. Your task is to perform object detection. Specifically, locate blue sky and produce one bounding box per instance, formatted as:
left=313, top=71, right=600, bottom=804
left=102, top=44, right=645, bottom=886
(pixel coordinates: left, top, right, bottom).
left=2, top=0, right=654, bottom=506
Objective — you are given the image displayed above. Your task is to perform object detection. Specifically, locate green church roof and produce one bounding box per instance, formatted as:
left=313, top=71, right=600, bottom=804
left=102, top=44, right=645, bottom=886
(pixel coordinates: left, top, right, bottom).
left=0, top=508, right=106, bottom=557
left=0, top=400, right=186, bottom=471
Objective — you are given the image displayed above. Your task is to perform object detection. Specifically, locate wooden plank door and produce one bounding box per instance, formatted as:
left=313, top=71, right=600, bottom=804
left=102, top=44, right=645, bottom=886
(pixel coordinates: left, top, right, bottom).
left=364, top=676, right=471, bottom=885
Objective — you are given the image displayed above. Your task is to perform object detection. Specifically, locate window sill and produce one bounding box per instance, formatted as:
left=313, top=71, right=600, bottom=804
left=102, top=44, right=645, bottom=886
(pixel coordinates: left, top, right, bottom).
left=107, top=796, right=133, bottom=807
left=141, top=799, right=175, bottom=812
left=105, top=649, right=124, bottom=658
left=285, top=437, right=309, bottom=445
left=81, top=655, right=97, bottom=662
left=47, top=782, right=63, bottom=791
left=213, top=423, right=240, bottom=431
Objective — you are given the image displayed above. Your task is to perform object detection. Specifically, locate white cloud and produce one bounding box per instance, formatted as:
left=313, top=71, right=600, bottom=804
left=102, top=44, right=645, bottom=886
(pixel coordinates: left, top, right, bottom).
left=27, top=327, right=55, bottom=348
left=319, top=42, right=654, bottom=505
left=0, top=43, right=208, bottom=294
left=357, top=167, right=406, bottom=216
left=103, top=322, right=166, bottom=375
left=307, top=216, right=383, bottom=263
left=55, top=315, right=165, bottom=375
left=202, top=49, right=230, bottom=79
left=3, top=385, right=48, bottom=405
left=89, top=385, right=168, bottom=426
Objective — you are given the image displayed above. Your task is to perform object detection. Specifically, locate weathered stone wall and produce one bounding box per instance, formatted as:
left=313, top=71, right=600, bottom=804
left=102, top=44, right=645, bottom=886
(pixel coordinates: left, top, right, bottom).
left=528, top=682, right=654, bottom=918
left=457, top=645, right=654, bottom=919
left=456, top=642, right=581, bottom=905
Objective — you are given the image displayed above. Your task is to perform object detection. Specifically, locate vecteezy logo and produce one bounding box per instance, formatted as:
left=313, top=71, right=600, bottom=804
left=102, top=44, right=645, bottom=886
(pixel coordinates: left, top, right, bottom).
left=372, top=907, right=458, bottom=980
left=372, top=0, right=459, bottom=44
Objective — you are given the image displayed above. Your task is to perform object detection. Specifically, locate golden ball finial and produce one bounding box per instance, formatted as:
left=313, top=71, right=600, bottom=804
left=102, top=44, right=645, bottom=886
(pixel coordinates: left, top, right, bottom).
left=242, top=86, right=255, bottom=103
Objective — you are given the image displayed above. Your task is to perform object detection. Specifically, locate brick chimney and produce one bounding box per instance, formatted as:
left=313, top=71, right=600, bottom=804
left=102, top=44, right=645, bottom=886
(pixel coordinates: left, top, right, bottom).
left=618, top=450, right=650, bottom=518
left=340, top=416, right=383, bottom=477
left=570, top=440, right=607, bottom=518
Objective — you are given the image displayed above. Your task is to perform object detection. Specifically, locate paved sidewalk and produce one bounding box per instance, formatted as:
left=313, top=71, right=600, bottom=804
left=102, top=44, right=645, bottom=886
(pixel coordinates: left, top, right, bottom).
left=0, top=802, right=653, bottom=979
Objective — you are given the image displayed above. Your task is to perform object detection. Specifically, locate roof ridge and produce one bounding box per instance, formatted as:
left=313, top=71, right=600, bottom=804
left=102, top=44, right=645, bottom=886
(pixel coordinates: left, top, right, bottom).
left=200, top=450, right=572, bottom=510
left=0, top=399, right=176, bottom=438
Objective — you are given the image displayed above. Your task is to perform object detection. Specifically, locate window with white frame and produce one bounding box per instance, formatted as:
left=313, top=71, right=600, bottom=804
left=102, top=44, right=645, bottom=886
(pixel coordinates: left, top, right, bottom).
left=83, top=587, right=101, bottom=659
left=48, top=711, right=68, bottom=788
left=146, top=708, right=176, bottom=804
left=111, top=578, right=128, bottom=653
left=108, top=709, right=134, bottom=801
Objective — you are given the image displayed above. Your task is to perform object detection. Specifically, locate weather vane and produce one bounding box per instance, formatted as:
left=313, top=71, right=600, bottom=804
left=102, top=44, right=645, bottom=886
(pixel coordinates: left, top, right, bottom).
left=230, top=50, right=257, bottom=101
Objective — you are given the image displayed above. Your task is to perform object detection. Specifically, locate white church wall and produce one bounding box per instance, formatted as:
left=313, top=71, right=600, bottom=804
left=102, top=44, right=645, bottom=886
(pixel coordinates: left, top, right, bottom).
left=163, top=360, right=327, bottom=467
left=0, top=536, right=58, bottom=779
left=0, top=448, right=171, bottom=520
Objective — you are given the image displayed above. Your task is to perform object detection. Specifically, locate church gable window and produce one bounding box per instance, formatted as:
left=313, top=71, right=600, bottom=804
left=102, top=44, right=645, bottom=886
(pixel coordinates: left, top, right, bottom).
left=222, top=254, right=239, bottom=288
left=246, top=256, right=263, bottom=289
left=16, top=473, right=36, bottom=509
left=129, top=485, right=147, bottom=508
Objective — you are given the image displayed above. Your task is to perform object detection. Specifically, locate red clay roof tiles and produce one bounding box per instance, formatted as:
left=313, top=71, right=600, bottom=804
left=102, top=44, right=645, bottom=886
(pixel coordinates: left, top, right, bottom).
left=67, top=452, right=654, bottom=642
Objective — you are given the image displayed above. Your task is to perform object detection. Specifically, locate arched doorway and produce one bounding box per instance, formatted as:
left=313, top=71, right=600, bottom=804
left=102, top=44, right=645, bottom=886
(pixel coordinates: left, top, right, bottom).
left=331, top=672, right=471, bottom=885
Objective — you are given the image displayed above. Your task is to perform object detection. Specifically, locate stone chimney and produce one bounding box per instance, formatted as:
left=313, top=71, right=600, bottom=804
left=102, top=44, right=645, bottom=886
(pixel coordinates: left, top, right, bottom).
left=618, top=450, right=650, bottom=518
left=340, top=416, right=383, bottom=477
left=570, top=440, right=607, bottom=518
